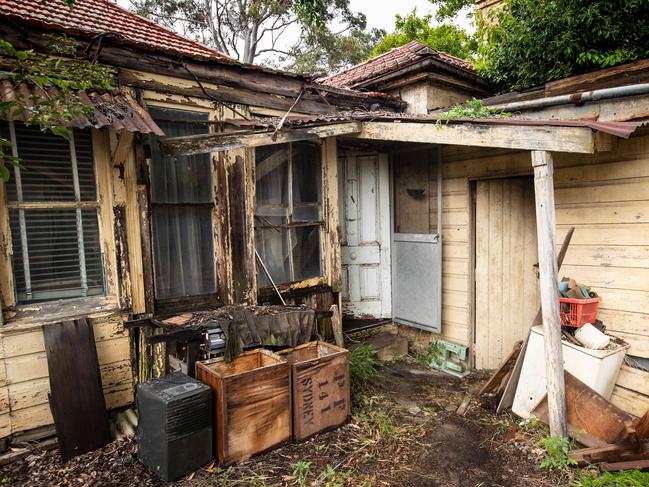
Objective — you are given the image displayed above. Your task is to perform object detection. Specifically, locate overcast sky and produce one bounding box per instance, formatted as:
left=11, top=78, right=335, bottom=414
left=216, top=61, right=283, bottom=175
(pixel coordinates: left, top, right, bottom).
left=117, top=0, right=474, bottom=65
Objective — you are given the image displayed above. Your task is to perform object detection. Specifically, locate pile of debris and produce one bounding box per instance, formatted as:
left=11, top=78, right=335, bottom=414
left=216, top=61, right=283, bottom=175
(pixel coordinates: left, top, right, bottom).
left=479, top=320, right=649, bottom=474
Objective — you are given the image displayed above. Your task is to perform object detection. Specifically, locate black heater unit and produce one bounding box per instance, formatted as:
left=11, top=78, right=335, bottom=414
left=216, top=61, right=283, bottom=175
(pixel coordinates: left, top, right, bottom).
left=137, top=372, right=213, bottom=482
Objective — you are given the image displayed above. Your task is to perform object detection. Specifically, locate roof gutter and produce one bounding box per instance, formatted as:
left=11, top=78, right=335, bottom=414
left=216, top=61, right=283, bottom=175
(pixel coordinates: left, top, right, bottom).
left=484, top=83, right=649, bottom=112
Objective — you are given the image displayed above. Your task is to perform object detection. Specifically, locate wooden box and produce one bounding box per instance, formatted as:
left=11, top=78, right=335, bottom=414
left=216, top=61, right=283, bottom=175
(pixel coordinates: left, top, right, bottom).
left=279, top=341, right=350, bottom=442
left=195, top=349, right=290, bottom=466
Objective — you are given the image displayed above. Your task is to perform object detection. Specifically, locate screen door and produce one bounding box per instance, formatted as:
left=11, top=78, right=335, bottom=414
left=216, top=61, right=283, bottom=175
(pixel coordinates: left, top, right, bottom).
left=391, top=149, right=442, bottom=332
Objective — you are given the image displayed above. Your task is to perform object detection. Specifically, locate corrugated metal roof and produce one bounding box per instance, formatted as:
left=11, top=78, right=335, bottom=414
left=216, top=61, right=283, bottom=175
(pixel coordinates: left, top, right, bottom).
left=0, top=79, right=164, bottom=135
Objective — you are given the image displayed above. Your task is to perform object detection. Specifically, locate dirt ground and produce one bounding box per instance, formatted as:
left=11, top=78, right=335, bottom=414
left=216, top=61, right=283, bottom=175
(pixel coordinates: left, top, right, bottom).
left=0, top=359, right=561, bottom=487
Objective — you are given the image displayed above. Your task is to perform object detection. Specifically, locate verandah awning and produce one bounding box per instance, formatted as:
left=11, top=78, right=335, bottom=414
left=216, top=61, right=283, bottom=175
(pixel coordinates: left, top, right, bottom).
left=158, top=111, right=645, bottom=157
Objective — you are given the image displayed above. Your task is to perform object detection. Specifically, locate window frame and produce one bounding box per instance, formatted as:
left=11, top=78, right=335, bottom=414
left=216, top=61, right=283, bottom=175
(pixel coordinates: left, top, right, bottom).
left=0, top=121, right=118, bottom=318
left=145, top=103, right=220, bottom=308
left=254, top=142, right=325, bottom=288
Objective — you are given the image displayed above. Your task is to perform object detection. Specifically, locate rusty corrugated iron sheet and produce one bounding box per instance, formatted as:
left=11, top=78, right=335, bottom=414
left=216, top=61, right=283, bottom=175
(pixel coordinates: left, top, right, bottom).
left=1, top=79, right=164, bottom=135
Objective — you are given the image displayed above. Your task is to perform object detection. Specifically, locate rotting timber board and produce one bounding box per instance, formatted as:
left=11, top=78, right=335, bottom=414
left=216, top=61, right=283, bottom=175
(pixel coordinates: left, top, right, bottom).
left=43, top=318, right=111, bottom=462
left=279, top=341, right=350, bottom=442
left=357, top=121, right=609, bottom=154
left=195, top=349, right=290, bottom=466
left=161, top=122, right=361, bottom=157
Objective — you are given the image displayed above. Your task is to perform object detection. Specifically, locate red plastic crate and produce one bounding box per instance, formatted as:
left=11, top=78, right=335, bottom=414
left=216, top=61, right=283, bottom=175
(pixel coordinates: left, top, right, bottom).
left=559, top=296, right=601, bottom=327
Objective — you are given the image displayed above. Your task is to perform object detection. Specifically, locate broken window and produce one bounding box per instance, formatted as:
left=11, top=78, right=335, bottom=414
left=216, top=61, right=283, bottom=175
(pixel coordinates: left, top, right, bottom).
left=2, top=121, right=104, bottom=303
left=255, top=143, right=322, bottom=287
left=148, top=107, right=216, bottom=300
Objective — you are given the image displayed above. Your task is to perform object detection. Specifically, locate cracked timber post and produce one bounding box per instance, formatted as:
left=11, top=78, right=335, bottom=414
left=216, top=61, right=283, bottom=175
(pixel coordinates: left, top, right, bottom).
left=531, top=150, right=568, bottom=438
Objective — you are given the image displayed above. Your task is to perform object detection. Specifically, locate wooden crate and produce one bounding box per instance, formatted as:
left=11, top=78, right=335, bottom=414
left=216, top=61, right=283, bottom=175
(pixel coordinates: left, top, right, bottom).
left=195, top=349, right=290, bottom=466
left=279, top=341, right=350, bottom=442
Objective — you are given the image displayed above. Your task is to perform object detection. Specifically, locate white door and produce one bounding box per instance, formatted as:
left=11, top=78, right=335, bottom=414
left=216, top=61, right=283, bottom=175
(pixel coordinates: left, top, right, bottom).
left=339, top=153, right=391, bottom=318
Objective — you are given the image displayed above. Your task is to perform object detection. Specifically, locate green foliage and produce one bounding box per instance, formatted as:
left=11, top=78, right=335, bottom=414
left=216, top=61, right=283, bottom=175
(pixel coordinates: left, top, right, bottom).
left=291, top=460, right=312, bottom=486
left=132, top=0, right=368, bottom=68
left=349, top=345, right=380, bottom=394
left=435, top=98, right=511, bottom=124
left=428, top=0, right=475, bottom=21
left=372, top=9, right=477, bottom=60
left=476, top=0, right=649, bottom=91
left=537, top=435, right=577, bottom=471
left=353, top=395, right=398, bottom=442
left=287, top=25, right=385, bottom=74
left=421, top=339, right=445, bottom=367
left=0, top=35, right=115, bottom=181
left=318, top=465, right=351, bottom=487
left=572, top=469, right=649, bottom=487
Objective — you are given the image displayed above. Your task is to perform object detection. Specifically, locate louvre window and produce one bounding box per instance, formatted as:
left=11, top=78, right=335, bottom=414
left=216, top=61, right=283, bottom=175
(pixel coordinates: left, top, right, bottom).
left=148, top=107, right=216, bottom=300
left=255, top=143, right=322, bottom=287
left=2, top=121, right=104, bottom=303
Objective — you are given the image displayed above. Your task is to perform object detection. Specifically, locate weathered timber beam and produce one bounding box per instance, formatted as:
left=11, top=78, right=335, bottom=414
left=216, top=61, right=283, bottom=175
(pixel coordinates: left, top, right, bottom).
left=531, top=150, right=567, bottom=438
left=0, top=25, right=403, bottom=112
left=161, top=122, right=362, bottom=157
left=118, top=69, right=339, bottom=115
left=356, top=121, right=605, bottom=153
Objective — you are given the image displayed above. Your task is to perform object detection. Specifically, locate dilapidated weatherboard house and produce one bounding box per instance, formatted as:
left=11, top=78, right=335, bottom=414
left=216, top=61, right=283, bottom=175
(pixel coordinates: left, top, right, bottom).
left=0, top=0, right=647, bottom=447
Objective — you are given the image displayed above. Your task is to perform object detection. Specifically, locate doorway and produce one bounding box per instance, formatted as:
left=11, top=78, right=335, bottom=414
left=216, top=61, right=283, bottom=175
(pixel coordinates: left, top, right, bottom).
left=473, top=177, right=540, bottom=369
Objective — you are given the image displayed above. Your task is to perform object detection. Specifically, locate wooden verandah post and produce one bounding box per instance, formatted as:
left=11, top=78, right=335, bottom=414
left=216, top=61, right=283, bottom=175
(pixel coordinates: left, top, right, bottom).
left=531, top=150, right=568, bottom=437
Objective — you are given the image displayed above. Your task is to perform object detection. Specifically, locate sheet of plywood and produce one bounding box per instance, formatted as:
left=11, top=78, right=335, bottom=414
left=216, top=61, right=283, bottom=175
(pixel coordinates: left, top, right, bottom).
left=475, top=177, right=539, bottom=369
left=43, top=319, right=111, bottom=461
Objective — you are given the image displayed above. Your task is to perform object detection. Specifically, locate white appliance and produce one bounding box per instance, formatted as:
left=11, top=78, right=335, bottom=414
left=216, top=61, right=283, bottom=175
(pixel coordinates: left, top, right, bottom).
left=512, top=325, right=628, bottom=419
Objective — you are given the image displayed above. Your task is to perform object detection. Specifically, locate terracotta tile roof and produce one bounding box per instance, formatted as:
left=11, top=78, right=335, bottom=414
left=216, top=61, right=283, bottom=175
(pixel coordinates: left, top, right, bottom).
left=321, top=40, right=475, bottom=89
left=0, top=0, right=231, bottom=62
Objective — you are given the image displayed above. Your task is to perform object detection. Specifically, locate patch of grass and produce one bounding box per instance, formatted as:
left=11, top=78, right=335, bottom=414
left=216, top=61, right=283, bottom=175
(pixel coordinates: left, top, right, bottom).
left=291, top=460, right=312, bottom=486
left=537, top=435, right=577, bottom=472
left=572, top=469, right=649, bottom=487
left=518, top=416, right=549, bottom=443
left=349, top=345, right=380, bottom=394
left=317, top=465, right=351, bottom=487
left=353, top=395, right=398, bottom=442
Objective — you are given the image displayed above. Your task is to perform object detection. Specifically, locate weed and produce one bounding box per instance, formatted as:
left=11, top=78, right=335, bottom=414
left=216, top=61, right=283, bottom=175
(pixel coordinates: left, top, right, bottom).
left=435, top=98, right=512, bottom=127
left=1, top=478, right=12, bottom=485
left=354, top=395, right=398, bottom=441
left=537, top=435, right=577, bottom=471
left=420, top=340, right=445, bottom=368
left=314, top=443, right=327, bottom=453
left=291, top=460, right=312, bottom=487
left=572, top=469, right=649, bottom=487
left=318, top=465, right=351, bottom=487
left=349, top=345, right=380, bottom=394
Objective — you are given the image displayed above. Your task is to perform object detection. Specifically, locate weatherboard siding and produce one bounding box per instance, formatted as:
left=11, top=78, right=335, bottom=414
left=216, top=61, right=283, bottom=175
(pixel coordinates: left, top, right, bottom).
left=419, top=133, right=649, bottom=416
